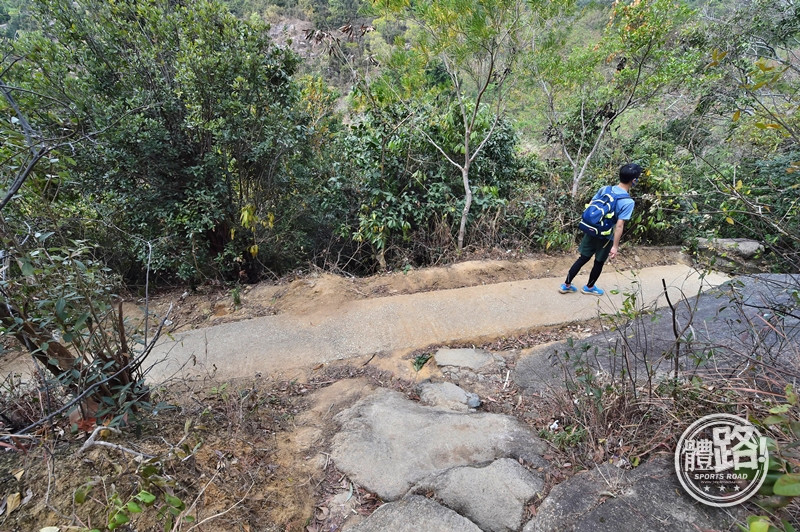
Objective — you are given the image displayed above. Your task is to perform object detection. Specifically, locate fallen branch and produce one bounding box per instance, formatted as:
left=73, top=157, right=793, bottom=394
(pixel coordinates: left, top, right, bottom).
left=78, top=425, right=154, bottom=459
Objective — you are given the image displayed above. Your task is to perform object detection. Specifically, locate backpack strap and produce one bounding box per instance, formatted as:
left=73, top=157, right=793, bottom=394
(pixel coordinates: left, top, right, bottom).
left=605, top=187, right=630, bottom=224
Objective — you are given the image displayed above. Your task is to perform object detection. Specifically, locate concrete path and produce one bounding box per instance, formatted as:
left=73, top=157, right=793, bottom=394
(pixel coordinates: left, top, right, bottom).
left=146, top=264, right=728, bottom=382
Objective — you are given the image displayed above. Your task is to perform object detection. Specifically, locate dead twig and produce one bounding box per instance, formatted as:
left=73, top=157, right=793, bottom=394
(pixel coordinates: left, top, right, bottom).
left=181, top=476, right=254, bottom=532
left=79, top=425, right=154, bottom=459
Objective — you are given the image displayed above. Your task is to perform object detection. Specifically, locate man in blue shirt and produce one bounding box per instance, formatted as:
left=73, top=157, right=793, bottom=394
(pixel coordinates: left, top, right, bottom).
left=559, top=163, right=642, bottom=296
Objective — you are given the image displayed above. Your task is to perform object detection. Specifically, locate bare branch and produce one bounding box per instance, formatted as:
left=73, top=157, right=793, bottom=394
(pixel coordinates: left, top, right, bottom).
left=0, top=78, right=41, bottom=154
left=78, top=425, right=155, bottom=459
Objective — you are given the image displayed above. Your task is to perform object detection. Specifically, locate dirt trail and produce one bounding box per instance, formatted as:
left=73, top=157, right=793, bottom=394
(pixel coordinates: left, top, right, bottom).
left=142, top=249, right=725, bottom=383
left=0, top=248, right=695, bottom=381
left=129, top=247, right=687, bottom=332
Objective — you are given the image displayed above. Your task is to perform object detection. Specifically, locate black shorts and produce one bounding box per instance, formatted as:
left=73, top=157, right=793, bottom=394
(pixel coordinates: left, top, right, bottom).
left=578, top=234, right=613, bottom=263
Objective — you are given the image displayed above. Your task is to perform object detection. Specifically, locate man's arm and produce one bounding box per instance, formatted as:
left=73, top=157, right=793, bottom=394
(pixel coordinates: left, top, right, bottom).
left=609, top=219, right=625, bottom=260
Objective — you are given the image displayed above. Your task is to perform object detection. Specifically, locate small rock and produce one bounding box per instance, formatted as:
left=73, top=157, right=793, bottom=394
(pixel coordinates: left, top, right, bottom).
left=434, top=348, right=495, bottom=371
left=466, top=393, right=481, bottom=409
left=418, top=382, right=480, bottom=412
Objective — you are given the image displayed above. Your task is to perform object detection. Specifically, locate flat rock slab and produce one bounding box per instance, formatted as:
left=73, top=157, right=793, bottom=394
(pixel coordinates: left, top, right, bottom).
left=346, top=495, right=482, bottom=532
left=331, top=388, right=548, bottom=501
left=434, top=348, right=495, bottom=371
left=695, top=238, right=767, bottom=272
left=418, top=381, right=481, bottom=411
left=524, top=457, right=741, bottom=532
left=412, top=458, right=545, bottom=532
left=515, top=275, right=800, bottom=393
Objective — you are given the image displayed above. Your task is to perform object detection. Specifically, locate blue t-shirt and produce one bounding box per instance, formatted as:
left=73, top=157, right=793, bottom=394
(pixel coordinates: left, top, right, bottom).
left=592, top=185, right=634, bottom=220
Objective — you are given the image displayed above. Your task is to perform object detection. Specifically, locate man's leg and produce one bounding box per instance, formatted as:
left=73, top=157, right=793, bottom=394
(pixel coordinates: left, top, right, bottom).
left=587, top=260, right=605, bottom=288
left=586, top=239, right=612, bottom=288
left=565, top=254, right=592, bottom=285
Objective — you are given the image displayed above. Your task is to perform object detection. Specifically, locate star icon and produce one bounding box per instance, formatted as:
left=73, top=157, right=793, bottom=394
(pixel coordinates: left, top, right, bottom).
left=719, top=486, right=726, bottom=492
left=704, top=486, right=711, bottom=492
left=734, top=486, right=741, bottom=492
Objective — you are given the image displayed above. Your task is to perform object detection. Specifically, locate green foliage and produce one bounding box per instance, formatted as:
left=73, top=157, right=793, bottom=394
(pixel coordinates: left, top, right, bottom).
left=0, top=216, right=154, bottom=427
left=755, top=387, right=800, bottom=504
left=321, top=105, right=455, bottom=267
left=740, top=515, right=797, bottom=532
left=1, top=0, right=796, bottom=281
left=738, top=387, right=800, bottom=532
left=615, top=133, right=691, bottom=244
left=534, top=0, right=703, bottom=195
left=680, top=149, right=800, bottom=271
left=367, top=0, right=554, bottom=249
left=74, top=427, right=202, bottom=531
left=8, top=0, right=313, bottom=282
left=558, top=338, right=608, bottom=412
left=507, top=157, right=575, bottom=251
left=539, top=423, right=587, bottom=450
left=412, top=353, right=431, bottom=372
left=677, top=0, right=800, bottom=271
left=319, top=99, right=522, bottom=270
left=231, top=285, right=242, bottom=308
left=0, top=0, right=36, bottom=38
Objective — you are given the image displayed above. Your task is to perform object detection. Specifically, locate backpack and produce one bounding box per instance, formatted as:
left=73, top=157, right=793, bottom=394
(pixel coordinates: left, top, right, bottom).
left=578, top=186, right=630, bottom=238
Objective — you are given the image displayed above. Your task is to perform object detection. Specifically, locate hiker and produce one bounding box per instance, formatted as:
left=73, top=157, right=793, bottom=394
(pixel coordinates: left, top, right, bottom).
left=559, top=163, right=642, bottom=296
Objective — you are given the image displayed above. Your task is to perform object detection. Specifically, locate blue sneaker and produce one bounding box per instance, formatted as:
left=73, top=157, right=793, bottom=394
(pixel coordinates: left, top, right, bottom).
left=559, top=283, right=577, bottom=294
left=581, top=285, right=604, bottom=296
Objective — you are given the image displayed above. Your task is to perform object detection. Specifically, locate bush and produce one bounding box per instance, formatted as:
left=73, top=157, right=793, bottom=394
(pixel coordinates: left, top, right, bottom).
left=315, top=103, right=527, bottom=271
left=0, top=219, right=156, bottom=431
left=12, top=0, right=312, bottom=283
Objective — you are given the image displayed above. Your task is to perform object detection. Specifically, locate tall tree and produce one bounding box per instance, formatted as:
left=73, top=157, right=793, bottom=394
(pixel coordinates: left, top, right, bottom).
left=534, top=0, right=700, bottom=196
left=369, top=0, right=568, bottom=250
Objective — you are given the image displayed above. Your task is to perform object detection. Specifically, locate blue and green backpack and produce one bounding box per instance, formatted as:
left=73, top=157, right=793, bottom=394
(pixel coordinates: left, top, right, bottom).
left=578, top=186, right=630, bottom=238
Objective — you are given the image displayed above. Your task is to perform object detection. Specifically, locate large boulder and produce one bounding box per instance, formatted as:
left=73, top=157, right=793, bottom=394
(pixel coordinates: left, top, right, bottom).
left=412, top=458, right=545, bottom=532
left=514, top=274, right=800, bottom=393
left=345, top=495, right=483, bottom=532
left=524, top=457, right=742, bottom=532
left=695, top=238, right=766, bottom=273
left=331, top=388, right=548, bottom=501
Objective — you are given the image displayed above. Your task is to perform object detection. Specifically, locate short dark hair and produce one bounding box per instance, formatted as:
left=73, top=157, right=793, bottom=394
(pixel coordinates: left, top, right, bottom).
left=619, top=163, right=643, bottom=184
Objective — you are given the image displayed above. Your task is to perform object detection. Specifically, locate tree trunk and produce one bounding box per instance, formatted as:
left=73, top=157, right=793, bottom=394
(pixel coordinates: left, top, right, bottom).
left=571, top=169, right=581, bottom=197
left=457, top=163, right=472, bottom=251
left=570, top=118, right=613, bottom=197
left=0, top=302, right=79, bottom=384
